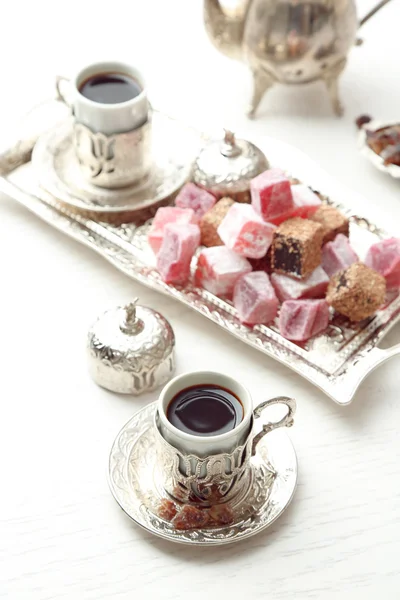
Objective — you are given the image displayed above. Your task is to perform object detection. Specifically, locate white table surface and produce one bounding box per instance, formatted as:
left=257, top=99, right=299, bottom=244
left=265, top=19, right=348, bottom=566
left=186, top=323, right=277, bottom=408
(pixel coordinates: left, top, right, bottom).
left=1, top=1, right=400, bottom=598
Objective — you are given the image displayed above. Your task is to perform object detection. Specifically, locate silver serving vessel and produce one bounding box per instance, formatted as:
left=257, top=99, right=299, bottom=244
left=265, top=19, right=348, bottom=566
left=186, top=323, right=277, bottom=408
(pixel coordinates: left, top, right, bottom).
left=87, top=300, right=175, bottom=395
left=2, top=102, right=400, bottom=406
left=192, top=129, right=269, bottom=202
left=204, top=0, right=392, bottom=117
left=108, top=402, right=298, bottom=545
left=31, top=111, right=200, bottom=224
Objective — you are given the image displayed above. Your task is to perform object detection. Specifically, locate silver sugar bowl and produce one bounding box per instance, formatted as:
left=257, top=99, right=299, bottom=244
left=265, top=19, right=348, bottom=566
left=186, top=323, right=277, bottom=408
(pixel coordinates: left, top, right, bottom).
left=192, top=130, right=269, bottom=203
left=87, top=300, right=175, bottom=395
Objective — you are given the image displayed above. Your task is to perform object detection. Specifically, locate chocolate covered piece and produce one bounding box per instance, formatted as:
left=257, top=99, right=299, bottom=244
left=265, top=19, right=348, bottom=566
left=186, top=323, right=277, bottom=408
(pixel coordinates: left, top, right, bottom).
left=200, top=197, right=235, bottom=247
left=218, top=203, right=276, bottom=259
left=311, top=205, right=349, bottom=244
left=175, top=182, right=216, bottom=220
left=157, top=223, right=200, bottom=284
left=148, top=207, right=196, bottom=254
left=326, top=262, right=386, bottom=321
left=251, top=168, right=294, bottom=223
left=195, top=246, right=252, bottom=297
left=271, top=217, right=324, bottom=279
left=249, top=248, right=272, bottom=274
left=233, top=271, right=278, bottom=325
left=365, top=238, right=400, bottom=290
left=279, top=299, right=329, bottom=341
left=271, top=266, right=329, bottom=301
left=322, top=234, right=358, bottom=277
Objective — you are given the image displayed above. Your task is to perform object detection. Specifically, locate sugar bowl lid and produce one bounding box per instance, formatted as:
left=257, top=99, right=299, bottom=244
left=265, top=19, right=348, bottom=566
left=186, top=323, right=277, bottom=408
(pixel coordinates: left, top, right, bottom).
left=192, top=130, right=269, bottom=198
left=87, top=299, right=175, bottom=395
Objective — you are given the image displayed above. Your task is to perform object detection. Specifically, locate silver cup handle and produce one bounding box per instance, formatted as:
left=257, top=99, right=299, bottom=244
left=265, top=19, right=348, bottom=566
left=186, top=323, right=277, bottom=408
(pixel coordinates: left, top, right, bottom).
left=55, top=76, right=73, bottom=108
left=251, top=396, right=296, bottom=456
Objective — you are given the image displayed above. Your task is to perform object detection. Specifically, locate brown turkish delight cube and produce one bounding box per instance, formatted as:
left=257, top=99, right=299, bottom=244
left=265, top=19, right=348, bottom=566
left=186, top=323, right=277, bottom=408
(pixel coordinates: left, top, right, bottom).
left=311, top=205, right=349, bottom=244
left=199, top=197, right=235, bottom=247
left=271, top=217, right=324, bottom=279
left=326, top=262, right=386, bottom=321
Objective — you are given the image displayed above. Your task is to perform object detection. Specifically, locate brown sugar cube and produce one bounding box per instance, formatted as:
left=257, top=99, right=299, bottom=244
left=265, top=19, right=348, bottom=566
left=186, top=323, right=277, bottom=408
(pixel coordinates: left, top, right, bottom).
left=207, top=504, right=234, bottom=526
left=326, top=262, right=386, bottom=321
left=311, top=205, right=349, bottom=244
left=157, top=498, right=178, bottom=521
left=199, top=197, right=235, bottom=247
left=171, top=505, right=209, bottom=530
left=271, top=217, right=324, bottom=279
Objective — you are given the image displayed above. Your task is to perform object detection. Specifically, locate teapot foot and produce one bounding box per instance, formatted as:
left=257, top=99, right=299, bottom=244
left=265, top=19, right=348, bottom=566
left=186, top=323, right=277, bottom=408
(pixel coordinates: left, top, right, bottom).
left=322, top=59, right=346, bottom=117
left=247, top=69, right=275, bottom=119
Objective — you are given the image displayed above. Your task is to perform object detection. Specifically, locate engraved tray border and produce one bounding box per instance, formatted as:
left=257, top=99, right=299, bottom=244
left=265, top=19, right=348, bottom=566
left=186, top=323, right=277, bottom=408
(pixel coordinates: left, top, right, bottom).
left=1, top=108, right=400, bottom=406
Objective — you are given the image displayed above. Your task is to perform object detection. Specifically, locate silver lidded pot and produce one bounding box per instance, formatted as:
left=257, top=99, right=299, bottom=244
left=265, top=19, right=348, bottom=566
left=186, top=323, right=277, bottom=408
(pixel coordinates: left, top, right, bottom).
left=203, top=0, right=392, bottom=117
left=192, top=130, right=269, bottom=202
left=87, top=299, right=175, bottom=395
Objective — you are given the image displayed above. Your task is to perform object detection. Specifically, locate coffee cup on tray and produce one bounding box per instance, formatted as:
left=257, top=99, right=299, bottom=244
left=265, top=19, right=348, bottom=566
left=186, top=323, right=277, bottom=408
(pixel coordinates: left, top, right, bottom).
left=155, top=371, right=296, bottom=505
left=56, top=61, right=152, bottom=189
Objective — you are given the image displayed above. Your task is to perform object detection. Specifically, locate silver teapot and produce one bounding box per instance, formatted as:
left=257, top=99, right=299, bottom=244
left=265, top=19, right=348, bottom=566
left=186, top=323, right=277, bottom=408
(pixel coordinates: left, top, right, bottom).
left=204, top=0, right=391, bottom=117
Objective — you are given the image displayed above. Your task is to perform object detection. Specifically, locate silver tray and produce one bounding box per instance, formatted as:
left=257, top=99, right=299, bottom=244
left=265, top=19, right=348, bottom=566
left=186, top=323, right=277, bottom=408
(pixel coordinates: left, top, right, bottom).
left=1, top=102, right=400, bottom=406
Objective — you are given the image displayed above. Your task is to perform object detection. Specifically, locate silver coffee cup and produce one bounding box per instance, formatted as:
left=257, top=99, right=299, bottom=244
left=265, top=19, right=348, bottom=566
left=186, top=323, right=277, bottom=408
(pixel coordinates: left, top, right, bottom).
left=155, top=371, right=296, bottom=505
left=56, top=61, right=152, bottom=189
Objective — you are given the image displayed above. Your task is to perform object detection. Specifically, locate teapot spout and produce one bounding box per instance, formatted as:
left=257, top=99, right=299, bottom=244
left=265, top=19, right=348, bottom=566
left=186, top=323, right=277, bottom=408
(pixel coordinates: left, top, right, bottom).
left=203, top=0, right=251, bottom=61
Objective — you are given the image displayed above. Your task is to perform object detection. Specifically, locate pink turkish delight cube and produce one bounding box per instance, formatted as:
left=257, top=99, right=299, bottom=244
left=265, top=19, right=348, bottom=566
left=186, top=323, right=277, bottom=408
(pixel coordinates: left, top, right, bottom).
left=233, top=271, right=278, bottom=325
left=175, top=183, right=216, bottom=220
left=365, top=238, right=400, bottom=290
left=217, top=204, right=276, bottom=259
left=157, top=223, right=200, bottom=284
left=322, top=234, right=359, bottom=277
left=195, top=246, right=252, bottom=297
left=148, top=207, right=196, bottom=254
left=271, top=266, right=329, bottom=301
left=251, top=168, right=294, bottom=223
left=291, top=185, right=322, bottom=219
left=279, top=299, right=330, bottom=342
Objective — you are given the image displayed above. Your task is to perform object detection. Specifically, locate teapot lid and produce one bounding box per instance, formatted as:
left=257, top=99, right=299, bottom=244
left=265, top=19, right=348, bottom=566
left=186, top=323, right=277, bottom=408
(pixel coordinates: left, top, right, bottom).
left=192, top=130, right=269, bottom=196
left=87, top=299, right=175, bottom=395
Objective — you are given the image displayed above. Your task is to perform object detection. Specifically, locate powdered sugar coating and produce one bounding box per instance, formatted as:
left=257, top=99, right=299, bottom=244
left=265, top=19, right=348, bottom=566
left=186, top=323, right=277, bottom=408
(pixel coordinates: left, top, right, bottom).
left=218, top=203, right=276, bottom=259
left=148, top=207, right=196, bottom=254
left=175, top=182, right=216, bottom=220
left=233, top=271, right=278, bottom=324
left=291, top=184, right=322, bottom=219
left=365, top=237, right=400, bottom=290
left=251, top=168, right=294, bottom=222
left=195, top=246, right=252, bottom=297
left=157, top=223, right=200, bottom=284
left=322, top=234, right=358, bottom=277
left=279, top=299, right=329, bottom=341
left=271, top=266, right=329, bottom=301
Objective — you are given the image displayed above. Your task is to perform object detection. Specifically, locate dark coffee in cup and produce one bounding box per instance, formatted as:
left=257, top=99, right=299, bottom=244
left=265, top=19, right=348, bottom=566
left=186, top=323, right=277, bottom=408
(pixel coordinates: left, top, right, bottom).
left=79, top=72, right=142, bottom=104
left=167, top=384, right=244, bottom=437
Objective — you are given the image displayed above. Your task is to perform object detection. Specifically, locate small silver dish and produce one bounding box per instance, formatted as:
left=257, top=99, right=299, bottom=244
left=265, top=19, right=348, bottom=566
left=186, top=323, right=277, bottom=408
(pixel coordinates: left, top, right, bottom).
left=31, top=111, right=201, bottom=223
left=87, top=300, right=175, bottom=395
left=358, top=120, right=400, bottom=180
left=108, top=402, right=298, bottom=546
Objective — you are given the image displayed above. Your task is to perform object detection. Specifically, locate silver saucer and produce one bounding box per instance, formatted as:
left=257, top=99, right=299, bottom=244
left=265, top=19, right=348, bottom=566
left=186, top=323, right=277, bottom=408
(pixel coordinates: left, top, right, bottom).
left=31, top=111, right=201, bottom=223
left=108, top=402, right=297, bottom=546
left=358, top=120, right=400, bottom=179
